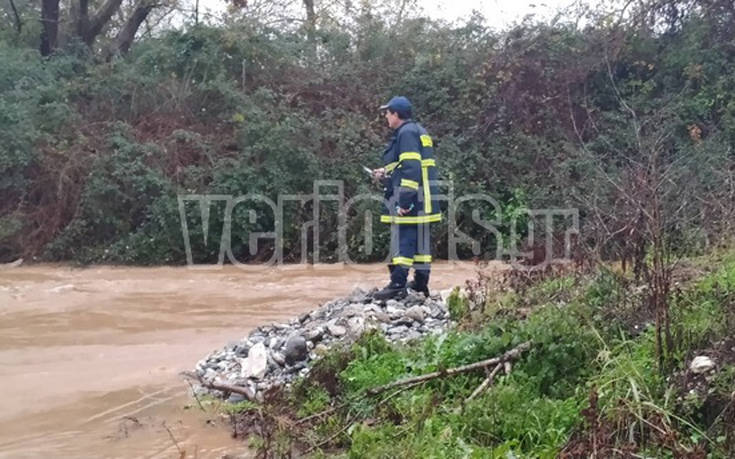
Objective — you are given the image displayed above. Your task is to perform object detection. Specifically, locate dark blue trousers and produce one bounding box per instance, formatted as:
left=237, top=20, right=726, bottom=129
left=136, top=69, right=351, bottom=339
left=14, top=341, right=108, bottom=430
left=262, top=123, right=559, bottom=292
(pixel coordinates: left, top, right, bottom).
left=389, top=223, right=432, bottom=287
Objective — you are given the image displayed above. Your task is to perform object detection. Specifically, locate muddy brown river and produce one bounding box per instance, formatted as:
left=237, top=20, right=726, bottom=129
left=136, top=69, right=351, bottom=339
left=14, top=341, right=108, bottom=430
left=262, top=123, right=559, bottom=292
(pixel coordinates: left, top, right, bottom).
left=0, top=262, right=489, bottom=458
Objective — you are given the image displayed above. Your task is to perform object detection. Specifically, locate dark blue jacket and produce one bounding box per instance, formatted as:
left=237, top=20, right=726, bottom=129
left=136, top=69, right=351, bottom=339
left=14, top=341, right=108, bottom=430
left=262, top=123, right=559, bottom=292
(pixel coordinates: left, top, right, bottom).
left=380, top=120, right=441, bottom=224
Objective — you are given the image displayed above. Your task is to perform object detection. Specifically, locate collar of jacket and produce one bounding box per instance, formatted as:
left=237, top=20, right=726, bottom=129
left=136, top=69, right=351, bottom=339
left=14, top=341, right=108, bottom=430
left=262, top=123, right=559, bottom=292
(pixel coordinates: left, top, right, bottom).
left=393, top=119, right=414, bottom=133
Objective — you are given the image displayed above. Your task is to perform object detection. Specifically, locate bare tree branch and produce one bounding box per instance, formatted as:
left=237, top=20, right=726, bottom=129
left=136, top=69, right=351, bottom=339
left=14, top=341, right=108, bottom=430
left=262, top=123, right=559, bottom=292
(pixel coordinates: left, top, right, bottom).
left=8, top=0, right=22, bottom=33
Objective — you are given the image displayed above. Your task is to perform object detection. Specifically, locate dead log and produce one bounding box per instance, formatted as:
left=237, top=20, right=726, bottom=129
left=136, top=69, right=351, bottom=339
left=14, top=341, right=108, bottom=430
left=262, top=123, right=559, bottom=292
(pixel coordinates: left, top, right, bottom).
left=367, top=341, right=532, bottom=396
left=180, top=371, right=255, bottom=401
left=202, top=381, right=255, bottom=401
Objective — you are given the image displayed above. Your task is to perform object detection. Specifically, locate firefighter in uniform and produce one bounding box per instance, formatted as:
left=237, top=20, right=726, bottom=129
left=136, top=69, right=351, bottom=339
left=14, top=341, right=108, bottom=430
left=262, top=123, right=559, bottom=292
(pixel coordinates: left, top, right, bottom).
left=372, top=96, right=441, bottom=300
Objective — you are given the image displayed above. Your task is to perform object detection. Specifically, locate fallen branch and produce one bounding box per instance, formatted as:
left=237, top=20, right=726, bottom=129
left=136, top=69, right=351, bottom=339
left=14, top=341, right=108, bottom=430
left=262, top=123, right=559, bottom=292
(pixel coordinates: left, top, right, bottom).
left=367, top=341, right=532, bottom=396
left=466, top=363, right=503, bottom=401
left=181, top=370, right=256, bottom=401
left=204, top=381, right=255, bottom=400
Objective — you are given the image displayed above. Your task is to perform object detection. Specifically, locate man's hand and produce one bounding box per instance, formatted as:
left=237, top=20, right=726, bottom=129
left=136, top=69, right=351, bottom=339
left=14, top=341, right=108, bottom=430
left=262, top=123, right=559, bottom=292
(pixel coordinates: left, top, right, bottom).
left=397, top=207, right=411, bottom=216
left=371, top=167, right=386, bottom=184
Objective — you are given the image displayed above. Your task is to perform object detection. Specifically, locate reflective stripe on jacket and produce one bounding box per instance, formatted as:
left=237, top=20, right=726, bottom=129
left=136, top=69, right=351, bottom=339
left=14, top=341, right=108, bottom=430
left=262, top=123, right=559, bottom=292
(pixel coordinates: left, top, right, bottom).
left=381, top=120, right=441, bottom=224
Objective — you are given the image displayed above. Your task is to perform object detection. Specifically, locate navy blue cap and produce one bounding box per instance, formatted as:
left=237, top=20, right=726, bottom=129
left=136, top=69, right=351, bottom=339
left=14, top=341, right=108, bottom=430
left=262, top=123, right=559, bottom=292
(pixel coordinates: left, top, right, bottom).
left=379, top=96, right=412, bottom=114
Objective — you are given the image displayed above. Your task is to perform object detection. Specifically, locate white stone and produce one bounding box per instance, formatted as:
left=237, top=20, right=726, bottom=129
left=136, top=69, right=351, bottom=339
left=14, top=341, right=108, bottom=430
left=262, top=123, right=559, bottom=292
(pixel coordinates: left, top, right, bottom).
left=240, top=342, right=268, bottom=379
left=690, top=356, right=715, bottom=374
left=347, top=316, right=365, bottom=336
left=328, top=324, right=347, bottom=337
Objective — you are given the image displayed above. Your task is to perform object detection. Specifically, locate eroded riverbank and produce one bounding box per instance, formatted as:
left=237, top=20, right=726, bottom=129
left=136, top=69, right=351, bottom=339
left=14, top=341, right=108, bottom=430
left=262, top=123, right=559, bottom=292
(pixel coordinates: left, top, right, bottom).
left=0, top=262, right=494, bottom=458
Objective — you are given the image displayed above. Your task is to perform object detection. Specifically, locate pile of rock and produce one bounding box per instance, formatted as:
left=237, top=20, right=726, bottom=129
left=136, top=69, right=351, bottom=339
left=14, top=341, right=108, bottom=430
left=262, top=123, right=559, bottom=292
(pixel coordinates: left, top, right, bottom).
left=193, top=288, right=452, bottom=402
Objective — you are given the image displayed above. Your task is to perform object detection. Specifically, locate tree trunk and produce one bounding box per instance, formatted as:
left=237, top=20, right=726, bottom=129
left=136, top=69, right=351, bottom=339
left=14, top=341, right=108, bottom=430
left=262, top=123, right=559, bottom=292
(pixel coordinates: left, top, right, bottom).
left=74, top=0, right=125, bottom=46
left=302, top=0, right=316, bottom=58
left=40, top=0, right=60, bottom=56
left=303, top=0, right=316, bottom=41
left=114, top=2, right=154, bottom=55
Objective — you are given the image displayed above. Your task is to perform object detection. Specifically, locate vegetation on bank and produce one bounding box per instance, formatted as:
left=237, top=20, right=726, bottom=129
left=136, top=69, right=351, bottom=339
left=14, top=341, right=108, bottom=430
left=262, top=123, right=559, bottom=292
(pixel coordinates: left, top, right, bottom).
left=2, top=1, right=735, bottom=265
left=223, top=248, right=735, bottom=457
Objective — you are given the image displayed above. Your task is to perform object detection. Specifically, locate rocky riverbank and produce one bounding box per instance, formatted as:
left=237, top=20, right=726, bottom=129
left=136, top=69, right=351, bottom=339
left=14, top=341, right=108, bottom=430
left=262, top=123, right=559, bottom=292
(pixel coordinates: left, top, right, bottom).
left=193, top=288, right=453, bottom=403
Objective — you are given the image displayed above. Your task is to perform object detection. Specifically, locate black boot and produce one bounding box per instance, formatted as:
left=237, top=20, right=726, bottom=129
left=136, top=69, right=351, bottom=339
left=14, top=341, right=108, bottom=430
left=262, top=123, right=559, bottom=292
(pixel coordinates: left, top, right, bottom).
left=407, top=270, right=430, bottom=296
left=373, top=264, right=408, bottom=301
left=373, top=282, right=407, bottom=301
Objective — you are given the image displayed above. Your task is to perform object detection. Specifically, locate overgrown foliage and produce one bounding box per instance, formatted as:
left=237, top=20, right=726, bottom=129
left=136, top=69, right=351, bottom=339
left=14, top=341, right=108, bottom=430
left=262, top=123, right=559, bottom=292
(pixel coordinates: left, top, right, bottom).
left=230, top=249, right=734, bottom=457
left=1, top=2, right=735, bottom=264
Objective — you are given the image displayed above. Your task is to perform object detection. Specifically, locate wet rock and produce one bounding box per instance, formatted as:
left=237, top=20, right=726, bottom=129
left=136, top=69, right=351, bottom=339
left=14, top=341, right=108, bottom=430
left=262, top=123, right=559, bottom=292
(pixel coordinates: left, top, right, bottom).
left=194, top=284, right=454, bottom=402
left=271, top=351, right=286, bottom=366
left=389, top=325, right=409, bottom=335
left=405, top=306, right=425, bottom=323
left=233, top=344, right=250, bottom=357
left=240, top=342, right=268, bottom=379
left=227, top=393, right=246, bottom=404
left=305, top=326, right=325, bottom=342
left=347, top=316, right=365, bottom=336
left=690, top=356, right=715, bottom=374
left=342, top=304, right=364, bottom=317
left=404, top=292, right=425, bottom=306
left=327, top=324, right=347, bottom=337
left=372, top=311, right=391, bottom=322
left=393, top=317, right=414, bottom=327
left=268, top=337, right=284, bottom=350
left=386, top=306, right=404, bottom=319
left=284, top=335, right=308, bottom=364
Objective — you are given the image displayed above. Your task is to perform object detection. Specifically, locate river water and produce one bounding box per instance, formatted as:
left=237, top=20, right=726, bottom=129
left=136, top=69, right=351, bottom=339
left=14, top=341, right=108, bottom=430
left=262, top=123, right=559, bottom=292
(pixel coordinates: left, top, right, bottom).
left=0, top=262, right=490, bottom=458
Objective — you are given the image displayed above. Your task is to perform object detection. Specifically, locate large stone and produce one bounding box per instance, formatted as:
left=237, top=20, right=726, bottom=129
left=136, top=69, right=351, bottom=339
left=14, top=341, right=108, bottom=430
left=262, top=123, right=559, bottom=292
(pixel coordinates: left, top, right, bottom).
left=690, top=356, right=715, bottom=374
left=328, top=324, right=347, bottom=337
left=404, top=292, right=425, bottom=306
left=305, top=326, right=325, bottom=342
left=342, top=304, right=365, bottom=317
left=284, top=335, right=308, bottom=364
left=371, top=311, right=391, bottom=323
left=405, top=306, right=425, bottom=323
left=227, top=393, right=246, bottom=404
left=347, top=316, right=365, bottom=336
left=240, top=342, right=268, bottom=379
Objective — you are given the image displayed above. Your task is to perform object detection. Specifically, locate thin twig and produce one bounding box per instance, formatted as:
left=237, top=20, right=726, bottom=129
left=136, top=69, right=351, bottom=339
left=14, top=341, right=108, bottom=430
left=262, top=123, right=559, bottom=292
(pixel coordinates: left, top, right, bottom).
left=303, top=416, right=354, bottom=455
left=294, top=406, right=338, bottom=425
left=163, top=421, right=184, bottom=456
left=186, top=379, right=206, bottom=412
